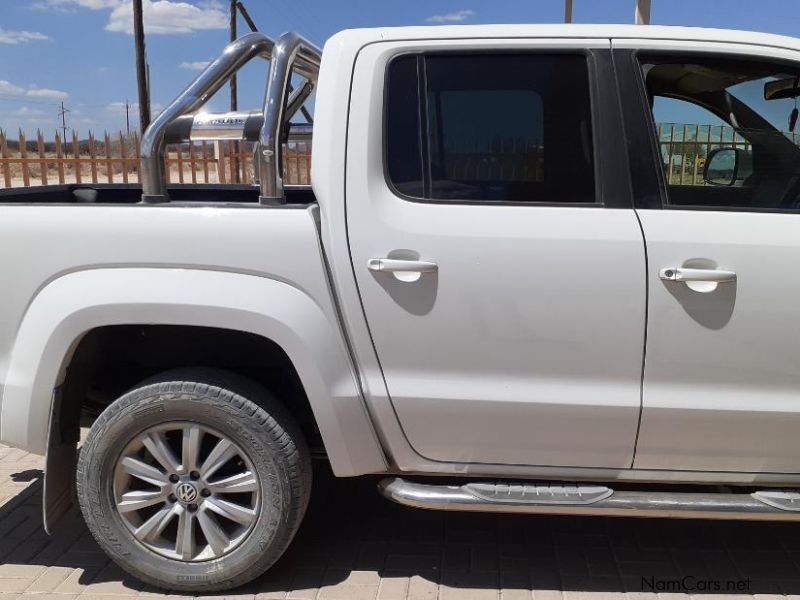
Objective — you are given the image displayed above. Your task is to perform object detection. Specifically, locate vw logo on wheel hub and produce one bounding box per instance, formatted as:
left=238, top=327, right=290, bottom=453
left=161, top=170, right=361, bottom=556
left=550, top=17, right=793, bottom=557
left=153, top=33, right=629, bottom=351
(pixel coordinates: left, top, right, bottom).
left=175, top=482, right=198, bottom=503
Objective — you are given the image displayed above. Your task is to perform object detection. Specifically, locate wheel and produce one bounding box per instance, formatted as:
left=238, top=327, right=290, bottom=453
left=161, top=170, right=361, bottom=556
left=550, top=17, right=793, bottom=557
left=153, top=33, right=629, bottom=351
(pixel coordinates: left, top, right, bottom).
left=76, top=368, right=311, bottom=592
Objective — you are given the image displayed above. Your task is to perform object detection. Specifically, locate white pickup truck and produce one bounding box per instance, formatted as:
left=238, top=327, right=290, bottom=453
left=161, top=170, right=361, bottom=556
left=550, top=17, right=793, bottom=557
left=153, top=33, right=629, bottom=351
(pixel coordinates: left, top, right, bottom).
left=3, top=22, right=800, bottom=591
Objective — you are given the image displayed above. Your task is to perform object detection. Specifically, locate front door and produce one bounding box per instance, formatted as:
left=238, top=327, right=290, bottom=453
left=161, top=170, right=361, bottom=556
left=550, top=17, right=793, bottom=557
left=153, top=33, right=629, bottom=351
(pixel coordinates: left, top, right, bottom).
left=346, top=40, right=646, bottom=468
left=625, top=45, right=800, bottom=472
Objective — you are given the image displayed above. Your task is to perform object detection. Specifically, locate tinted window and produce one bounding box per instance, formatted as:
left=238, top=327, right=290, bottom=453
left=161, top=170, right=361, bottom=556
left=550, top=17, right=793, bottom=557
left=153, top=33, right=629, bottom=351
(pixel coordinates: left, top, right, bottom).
left=386, top=53, right=596, bottom=204
left=642, top=58, right=800, bottom=210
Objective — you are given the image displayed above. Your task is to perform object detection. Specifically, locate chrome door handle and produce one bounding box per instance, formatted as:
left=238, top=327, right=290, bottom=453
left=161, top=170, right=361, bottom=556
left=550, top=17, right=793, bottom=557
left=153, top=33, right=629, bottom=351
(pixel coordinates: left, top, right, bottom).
left=659, top=267, right=736, bottom=283
left=367, top=258, right=438, bottom=274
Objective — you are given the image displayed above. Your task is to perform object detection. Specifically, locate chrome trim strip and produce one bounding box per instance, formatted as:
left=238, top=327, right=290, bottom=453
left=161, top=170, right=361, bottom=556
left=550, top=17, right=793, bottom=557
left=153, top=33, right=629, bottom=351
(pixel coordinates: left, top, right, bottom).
left=379, top=478, right=800, bottom=521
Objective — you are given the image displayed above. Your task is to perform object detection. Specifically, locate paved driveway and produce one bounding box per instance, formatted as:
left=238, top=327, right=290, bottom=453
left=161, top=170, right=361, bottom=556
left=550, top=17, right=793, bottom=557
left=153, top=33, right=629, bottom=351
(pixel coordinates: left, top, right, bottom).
left=1, top=444, right=800, bottom=600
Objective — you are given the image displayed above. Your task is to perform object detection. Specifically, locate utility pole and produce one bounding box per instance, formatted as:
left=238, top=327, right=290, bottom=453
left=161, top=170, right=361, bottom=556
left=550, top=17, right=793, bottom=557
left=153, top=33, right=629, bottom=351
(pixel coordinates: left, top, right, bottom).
left=125, top=99, right=131, bottom=136
left=635, top=0, right=651, bottom=24
left=229, top=0, right=240, bottom=182
left=564, top=0, right=573, bottom=23
left=229, top=0, right=237, bottom=113
left=133, top=0, right=151, bottom=133
left=57, top=101, right=69, bottom=143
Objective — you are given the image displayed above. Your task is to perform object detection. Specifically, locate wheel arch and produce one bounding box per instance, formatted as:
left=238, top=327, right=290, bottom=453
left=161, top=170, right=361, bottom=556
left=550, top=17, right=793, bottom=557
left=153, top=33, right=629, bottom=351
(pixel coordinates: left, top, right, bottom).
left=0, top=267, right=385, bottom=529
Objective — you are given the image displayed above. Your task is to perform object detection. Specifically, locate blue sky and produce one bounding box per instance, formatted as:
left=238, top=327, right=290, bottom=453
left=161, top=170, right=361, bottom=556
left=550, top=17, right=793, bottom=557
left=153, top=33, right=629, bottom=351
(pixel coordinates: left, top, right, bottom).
left=1, top=0, right=800, bottom=136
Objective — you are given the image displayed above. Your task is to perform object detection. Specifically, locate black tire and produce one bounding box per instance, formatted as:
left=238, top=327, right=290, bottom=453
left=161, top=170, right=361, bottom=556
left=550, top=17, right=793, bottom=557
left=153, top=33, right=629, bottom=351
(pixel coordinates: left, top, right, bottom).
left=76, top=368, right=312, bottom=592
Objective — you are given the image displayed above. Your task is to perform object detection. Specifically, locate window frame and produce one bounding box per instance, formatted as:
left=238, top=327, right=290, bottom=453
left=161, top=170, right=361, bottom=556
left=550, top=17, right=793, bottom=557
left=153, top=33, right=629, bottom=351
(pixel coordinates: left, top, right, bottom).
left=381, top=48, right=608, bottom=208
left=627, top=48, right=800, bottom=214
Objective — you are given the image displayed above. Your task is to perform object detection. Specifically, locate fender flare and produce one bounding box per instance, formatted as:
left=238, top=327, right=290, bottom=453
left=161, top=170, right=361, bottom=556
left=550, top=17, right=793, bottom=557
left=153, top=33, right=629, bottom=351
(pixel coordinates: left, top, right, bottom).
left=0, top=267, right=386, bottom=477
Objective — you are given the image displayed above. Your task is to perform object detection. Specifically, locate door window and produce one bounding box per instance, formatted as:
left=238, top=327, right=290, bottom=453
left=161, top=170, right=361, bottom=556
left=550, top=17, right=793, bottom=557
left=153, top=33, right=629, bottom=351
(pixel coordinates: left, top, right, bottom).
left=640, top=57, right=800, bottom=210
left=386, top=53, right=596, bottom=204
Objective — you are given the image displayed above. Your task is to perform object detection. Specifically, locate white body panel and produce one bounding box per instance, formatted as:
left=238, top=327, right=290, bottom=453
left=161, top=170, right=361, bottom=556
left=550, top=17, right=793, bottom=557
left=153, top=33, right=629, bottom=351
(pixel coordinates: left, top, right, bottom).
left=344, top=38, right=646, bottom=468
left=4, top=24, right=800, bottom=489
left=0, top=205, right=384, bottom=476
left=635, top=210, right=800, bottom=473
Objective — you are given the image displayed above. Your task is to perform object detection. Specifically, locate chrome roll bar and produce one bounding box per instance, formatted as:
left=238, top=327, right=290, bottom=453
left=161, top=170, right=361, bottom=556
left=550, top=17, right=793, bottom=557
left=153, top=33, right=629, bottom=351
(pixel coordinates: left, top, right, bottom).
left=139, top=30, right=320, bottom=204
left=257, top=32, right=321, bottom=204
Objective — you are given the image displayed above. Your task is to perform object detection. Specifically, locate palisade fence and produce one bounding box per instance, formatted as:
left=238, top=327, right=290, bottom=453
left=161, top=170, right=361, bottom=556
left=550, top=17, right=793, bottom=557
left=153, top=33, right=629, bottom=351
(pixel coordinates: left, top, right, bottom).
left=657, top=121, right=800, bottom=185
left=0, top=128, right=311, bottom=188
left=5, top=123, right=800, bottom=190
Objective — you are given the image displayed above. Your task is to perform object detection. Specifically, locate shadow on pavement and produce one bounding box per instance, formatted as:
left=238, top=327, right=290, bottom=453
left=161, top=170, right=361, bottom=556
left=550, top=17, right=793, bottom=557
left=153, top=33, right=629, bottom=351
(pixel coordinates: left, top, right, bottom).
left=2, top=464, right=800, bottom=596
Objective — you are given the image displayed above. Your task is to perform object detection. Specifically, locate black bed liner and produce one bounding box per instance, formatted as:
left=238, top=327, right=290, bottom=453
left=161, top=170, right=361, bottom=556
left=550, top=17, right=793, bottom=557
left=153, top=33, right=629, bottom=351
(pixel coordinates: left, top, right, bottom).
left=0, top=183, right=316, bottom=206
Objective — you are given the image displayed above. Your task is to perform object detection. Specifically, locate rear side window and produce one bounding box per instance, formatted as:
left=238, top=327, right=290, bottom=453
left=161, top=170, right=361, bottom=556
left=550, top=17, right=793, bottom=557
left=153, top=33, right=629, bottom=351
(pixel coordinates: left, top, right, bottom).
left=385, top=53, right=596, bottom=204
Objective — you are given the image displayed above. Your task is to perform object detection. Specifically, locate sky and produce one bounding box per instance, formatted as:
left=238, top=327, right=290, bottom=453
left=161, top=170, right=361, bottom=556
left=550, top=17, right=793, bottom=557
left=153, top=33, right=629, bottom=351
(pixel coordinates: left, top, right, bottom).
left=1, top=0, right=800, bottom=136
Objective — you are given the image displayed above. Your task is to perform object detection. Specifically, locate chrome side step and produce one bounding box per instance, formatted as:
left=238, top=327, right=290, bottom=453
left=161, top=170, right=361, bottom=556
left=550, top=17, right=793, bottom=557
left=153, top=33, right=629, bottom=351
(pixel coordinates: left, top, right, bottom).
left=378, top=478, right=800, bottom=521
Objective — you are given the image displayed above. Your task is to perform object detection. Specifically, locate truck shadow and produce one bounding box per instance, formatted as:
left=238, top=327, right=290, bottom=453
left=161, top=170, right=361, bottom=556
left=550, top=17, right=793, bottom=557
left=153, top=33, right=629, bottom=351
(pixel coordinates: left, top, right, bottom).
left=2, top=465, right=800, bottom=596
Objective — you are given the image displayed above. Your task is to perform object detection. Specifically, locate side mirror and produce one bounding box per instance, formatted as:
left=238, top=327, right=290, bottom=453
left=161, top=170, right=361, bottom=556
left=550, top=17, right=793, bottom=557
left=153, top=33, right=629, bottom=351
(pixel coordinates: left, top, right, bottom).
left=765, top=75, right=800, bottom=100
left=703, top=147, right=747, bottom=186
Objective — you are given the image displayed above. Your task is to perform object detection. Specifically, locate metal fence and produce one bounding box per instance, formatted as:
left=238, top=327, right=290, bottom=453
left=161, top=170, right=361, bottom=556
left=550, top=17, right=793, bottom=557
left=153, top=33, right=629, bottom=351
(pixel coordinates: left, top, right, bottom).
left=0, top=129, right=311, bottom=188
left=657, top=122, right=800, bottom=186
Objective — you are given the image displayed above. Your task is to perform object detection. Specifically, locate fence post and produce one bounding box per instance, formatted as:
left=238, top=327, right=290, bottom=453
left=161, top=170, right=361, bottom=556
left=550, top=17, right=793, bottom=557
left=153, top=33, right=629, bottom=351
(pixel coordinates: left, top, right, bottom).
left=304, top=141, right=311, bottom=184
left=227, top=141, right=236, bottom=183
left=202, top=141, right=210, bottom=183
left=0, top=130, right=11, bottom=188
left=88, top=131, right=98, bottom=183
left=189, top=143, right=197, bottom=184
left=215, top=141, right=227, bottom=184
left=55, top=131, right=65, bottom=184
left=35, top=130, right=48, bottom=186
left=19, top=129, right=29, bottom=187
left=134, top=133, right=141, bottom=183
left=119, top=133, right=129, bottom=184
left=103, top=131, right=113, bottom=183
left=72, top=130, right=82, bottom=184
left=176, top=142, right=184, bottom=184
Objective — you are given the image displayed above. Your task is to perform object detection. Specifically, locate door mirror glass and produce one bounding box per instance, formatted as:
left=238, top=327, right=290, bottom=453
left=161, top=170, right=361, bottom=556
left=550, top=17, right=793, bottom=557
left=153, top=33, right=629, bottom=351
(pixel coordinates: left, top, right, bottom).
left=703, top=147, right=751, bottom=186
left=764, top=75, right=800, bottom=100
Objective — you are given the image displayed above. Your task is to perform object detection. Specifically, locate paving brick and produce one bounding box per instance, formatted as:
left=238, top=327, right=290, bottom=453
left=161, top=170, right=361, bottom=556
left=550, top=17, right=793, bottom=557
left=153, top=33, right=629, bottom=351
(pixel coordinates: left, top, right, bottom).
left=53, top=567, right=100, bottom=595
left=0, top=579, right=35, bottom=594
left=2, top=442, right=800, bottom=600
left=318, top=583, right=379, bottom=600
left=23, top=565, right=74, bottom=593
left=377, top=574, right=409, bottom=600
left=406, top=573, right=439, bottom=600
left=0, top=566, right=46, bottom=579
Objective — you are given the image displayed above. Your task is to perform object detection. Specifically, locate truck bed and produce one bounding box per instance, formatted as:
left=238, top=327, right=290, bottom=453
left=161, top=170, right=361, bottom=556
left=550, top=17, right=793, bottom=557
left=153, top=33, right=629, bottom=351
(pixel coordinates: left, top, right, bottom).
left=0, top=183, right=317, bottom=205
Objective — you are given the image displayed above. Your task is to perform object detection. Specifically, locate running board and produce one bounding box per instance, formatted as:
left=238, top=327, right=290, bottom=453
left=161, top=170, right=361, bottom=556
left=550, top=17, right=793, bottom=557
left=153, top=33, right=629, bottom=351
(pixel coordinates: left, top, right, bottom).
left=378, top=478, right=800, bottom=521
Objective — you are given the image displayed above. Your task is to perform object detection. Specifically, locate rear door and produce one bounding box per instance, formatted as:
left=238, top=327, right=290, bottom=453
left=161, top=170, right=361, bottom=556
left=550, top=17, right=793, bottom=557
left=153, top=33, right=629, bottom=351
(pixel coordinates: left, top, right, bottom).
left=345, top=39, right=647, bottom=468
left=615, top=41, right=800, bottom=473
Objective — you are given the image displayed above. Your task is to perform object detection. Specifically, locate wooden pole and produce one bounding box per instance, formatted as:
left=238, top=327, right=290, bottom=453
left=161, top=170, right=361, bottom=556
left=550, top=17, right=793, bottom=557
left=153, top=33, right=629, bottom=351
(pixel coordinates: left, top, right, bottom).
left=564, top=0, right=573, bottom=23
left=635, top=0, right=651, bottom=24
left=0, top=130, right=11, bottom=188
left=229, top=0, right=238, bottom=113
left=88, top=131, right=98, bottom=184
left=55, top=131, right=65, bottom=184
left=120, top=132, right=129, bottom=184
left=133, top=0, right=151, bottom=133
left=229, top=0, right=240, bottom=183
left=73, top=130, right=82, bottom=184
left=19, top=130, right=29, bottom=187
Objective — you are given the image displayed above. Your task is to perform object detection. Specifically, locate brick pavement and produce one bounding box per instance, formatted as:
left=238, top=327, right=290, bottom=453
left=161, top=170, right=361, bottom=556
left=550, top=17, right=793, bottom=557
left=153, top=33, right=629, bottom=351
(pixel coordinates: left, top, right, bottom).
left=1, top=444, right=800, bottom=599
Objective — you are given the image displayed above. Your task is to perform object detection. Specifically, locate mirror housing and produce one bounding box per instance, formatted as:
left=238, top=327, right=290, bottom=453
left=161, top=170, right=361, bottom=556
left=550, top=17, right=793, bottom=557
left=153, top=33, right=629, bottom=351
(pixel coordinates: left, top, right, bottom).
left=703, top=147, right=749, bottom=186
left=765, top=76, right=800, bottom=100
